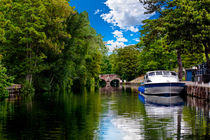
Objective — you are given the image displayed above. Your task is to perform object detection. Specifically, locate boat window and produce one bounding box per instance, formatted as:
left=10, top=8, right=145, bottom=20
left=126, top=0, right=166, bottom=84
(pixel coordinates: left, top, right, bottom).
left=146, top=75, right=148, bottom=79
left=148, top=72, right=155, bottom=76
left=156, top=71, right=162, bottom=75
left=171, top=72, right=177, bottom=76
left=163, top=71, right=170, bottom=75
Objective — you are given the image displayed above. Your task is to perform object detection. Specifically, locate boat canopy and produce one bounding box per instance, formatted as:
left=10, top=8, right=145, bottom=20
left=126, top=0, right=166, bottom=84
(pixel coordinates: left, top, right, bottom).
left=145, top=71, right=177, bottom=78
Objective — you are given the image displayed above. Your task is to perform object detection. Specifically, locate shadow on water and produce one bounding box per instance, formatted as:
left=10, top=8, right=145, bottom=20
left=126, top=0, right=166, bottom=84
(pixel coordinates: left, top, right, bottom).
left=0, top=85, right=209, bottom=140
left=0, top=89, right=102, bottom=140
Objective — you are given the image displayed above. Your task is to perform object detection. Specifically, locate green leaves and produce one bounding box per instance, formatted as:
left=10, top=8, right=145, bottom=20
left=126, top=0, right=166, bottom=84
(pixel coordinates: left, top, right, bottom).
left=0, top=0, right=105, bottom=91
left=0, top=56, right=13, bottom=98
left=138, top=39, right=177, bottom=74
left=139, top=0, right=209, bottom=75
left=110, top=45, right=140, bottom=81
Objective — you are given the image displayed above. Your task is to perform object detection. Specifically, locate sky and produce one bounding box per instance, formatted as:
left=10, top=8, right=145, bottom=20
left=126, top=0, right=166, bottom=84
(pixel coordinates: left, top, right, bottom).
left=70, top=0, right=154, bottom=53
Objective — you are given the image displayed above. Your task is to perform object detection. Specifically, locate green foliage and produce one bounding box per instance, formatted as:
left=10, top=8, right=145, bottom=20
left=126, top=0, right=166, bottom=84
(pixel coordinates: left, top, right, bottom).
left=138, top=39, right=177, bottom=74
left=0, top=0, right=105, bottom=92
left=182, top=52, right=204, bottom=68
left=100, top=55, right=112, bottom=74
left=111, top=45, right=140, bottom=81
left=47, top=11, right=104, bottom=90
left=139, top=0, right=209, bottom=78
left=20, top=80, right=35, bottom=95
left=0, top=56, right=13, bottom=98
left=100, top=41, right=112, bottom=74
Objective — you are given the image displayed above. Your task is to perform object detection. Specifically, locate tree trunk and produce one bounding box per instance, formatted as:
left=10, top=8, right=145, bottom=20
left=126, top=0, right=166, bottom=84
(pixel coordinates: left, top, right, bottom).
left=204, top=43, right=210, bottom=73
left=26, top=74, right=32, bottom=85
left=177, top=49, right=183, bottom=81
left=26, top=43, right=33, bottom=85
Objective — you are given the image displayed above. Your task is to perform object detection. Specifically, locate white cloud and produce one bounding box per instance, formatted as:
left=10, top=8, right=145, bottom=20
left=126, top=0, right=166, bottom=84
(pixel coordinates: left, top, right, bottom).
left=112, top=30, right=123, bottom=38
left=117, top=37, right=128, bottom=42
left=105, top=30, right=128, bottom=52
left=94, top=9, right=102, bottom=15
left=106, top=40, right=114, bottom=45
left=133, top=38, right=140, bottom=42
left=130, top=34, right=134, bottom=36
left=106, top=40, right=125, bottom=52
left=101, top=0, right=154, bottom=32
left=112, top=30, right=128, bottom=43
left=126, top=26, right=139, bottom=32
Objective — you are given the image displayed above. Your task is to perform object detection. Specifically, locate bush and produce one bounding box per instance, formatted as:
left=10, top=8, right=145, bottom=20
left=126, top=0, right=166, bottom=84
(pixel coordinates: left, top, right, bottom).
left=20, top=81, right=35, bottom=95
left=0, top=61, right=13, bottom=98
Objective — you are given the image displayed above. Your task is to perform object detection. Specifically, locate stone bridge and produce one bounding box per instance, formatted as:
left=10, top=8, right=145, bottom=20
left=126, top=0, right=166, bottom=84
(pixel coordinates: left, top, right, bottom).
left=99, top=74, right=122, bottom=87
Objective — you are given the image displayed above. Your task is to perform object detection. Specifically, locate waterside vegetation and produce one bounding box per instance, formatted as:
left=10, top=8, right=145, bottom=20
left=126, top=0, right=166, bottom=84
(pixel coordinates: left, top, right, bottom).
left=104, top=0, right=209, bottom=81
left=0, top=0, right=209, bottom=96
left=0, top=0, right=107, bottom=96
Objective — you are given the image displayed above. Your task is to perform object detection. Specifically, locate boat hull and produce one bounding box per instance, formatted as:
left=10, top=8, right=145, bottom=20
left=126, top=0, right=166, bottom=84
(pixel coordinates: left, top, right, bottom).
left=144, top=83, right=185, bottom=95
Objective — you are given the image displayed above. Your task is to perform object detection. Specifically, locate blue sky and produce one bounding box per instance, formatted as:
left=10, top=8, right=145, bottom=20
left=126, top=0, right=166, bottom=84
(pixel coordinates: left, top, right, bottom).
left=70, top=0, right=154, bottom=53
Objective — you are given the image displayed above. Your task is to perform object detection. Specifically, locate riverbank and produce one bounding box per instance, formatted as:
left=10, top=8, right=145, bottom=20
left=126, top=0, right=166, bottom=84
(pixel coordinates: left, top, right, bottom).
left=124, top=81, right=210, bottom=101
left=185, top=81, right=210, bottom=101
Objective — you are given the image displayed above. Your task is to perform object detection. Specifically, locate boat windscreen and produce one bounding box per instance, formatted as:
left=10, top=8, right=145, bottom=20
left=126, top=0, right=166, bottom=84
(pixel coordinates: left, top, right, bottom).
left=163, top=71, right=170, bottom=75
left=148, top=72, right=155, bottom=76
left=171, top=72, right=177, bottom=76
left=156, top=71, right=162, bottom=75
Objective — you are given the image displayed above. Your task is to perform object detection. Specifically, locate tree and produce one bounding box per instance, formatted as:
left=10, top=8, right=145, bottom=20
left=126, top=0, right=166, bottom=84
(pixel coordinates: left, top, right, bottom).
left=0, top=55, right=13, bottom=98
left=139, top=0, right=169, bottom=14
left=137, top=39, right=177, bottom=74
left=139, top=0, right=209, bottom=79
left=40, top=11, right=104, bottom=91
left=64, top=11, right=103, bottom=88
left=100, top=42, right=112, bottom=74
left=100, top=55, right=112, bottom=74
left=111, top=45, right=140, bottom=81
left=0, top=0, right=105, bottom=92
left=0, top=0, right=74, bottom=87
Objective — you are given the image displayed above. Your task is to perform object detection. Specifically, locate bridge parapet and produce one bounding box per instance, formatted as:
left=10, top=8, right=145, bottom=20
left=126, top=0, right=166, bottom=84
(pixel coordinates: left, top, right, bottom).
left=99, top=74, right=122, bottom=87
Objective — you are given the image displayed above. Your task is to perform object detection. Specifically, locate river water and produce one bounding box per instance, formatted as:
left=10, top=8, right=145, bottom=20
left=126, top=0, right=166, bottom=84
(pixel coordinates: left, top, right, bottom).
left=0, top=86, right=209, bottom=140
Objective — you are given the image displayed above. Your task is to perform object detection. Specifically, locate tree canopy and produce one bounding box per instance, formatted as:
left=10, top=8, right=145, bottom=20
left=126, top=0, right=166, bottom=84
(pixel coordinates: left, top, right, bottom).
left=139, top=0, right=209, bottom=80
left=110, top=45, right=140, bottom=81
left=0, top=0, right=106, bottom=92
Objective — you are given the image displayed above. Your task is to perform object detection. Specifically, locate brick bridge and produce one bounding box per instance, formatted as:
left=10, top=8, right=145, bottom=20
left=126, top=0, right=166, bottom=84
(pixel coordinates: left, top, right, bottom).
left=99, top=74, right=122, bottom=87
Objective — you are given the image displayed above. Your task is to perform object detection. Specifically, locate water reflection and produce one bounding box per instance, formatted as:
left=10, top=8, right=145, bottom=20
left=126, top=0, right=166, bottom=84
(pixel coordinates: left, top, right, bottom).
left=138, top=93, right=184, bottom=140
left=0, top=86, right=209, bottom=140
left=182, top=97, right=209, bottom=139
left=99, top=86, right=122, bottom=94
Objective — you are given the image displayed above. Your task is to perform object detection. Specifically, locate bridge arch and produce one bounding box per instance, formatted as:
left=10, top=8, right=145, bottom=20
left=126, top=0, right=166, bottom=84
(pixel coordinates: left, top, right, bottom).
left=110, top=79, right=120, bottom=87
left=99, top=74, right=122, bottom=87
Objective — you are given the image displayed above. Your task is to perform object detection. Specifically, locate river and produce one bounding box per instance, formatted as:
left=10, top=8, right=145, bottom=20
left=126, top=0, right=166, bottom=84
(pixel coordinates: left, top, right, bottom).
left=0, top=86, right=209, bottom=140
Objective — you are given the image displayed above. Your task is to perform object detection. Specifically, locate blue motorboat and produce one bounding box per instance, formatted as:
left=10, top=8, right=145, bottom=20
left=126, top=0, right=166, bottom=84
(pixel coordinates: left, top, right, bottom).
left=138, top=71, right=185, bottom=95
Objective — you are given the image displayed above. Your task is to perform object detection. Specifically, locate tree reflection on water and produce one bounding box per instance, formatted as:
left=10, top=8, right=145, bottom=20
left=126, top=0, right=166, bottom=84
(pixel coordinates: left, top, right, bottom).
left=0, top=86, right=209, bottom=140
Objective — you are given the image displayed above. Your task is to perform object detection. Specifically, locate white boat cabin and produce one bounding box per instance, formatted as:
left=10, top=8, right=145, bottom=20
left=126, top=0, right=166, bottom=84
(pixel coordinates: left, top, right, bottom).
left=144, top=71, right=179, bottom=84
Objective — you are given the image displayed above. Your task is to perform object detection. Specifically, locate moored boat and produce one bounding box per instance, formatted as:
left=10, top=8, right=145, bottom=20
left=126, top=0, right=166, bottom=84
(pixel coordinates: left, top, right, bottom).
left=138, top=71, right=185, bottom=95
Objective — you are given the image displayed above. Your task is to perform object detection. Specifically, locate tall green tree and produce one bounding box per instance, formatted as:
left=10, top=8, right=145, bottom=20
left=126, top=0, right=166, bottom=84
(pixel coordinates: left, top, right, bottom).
left=100, top=55, right=112, bottom=74
left=64, top=11, right=103, bottom=88
left=0, top=0, right=74, bottom=86
left=111, top=45, right=140, bottom=81
left=0, top=0, right=104, bottom=92
left=138, top=39, right=177, bottom=74
left=40, top=11, right=104, bottom=91
left=139, top=0, right=209, bottom=79
left=0, top=55, right=13, bottom=98
left=100, top=42, right=112, bottom=74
